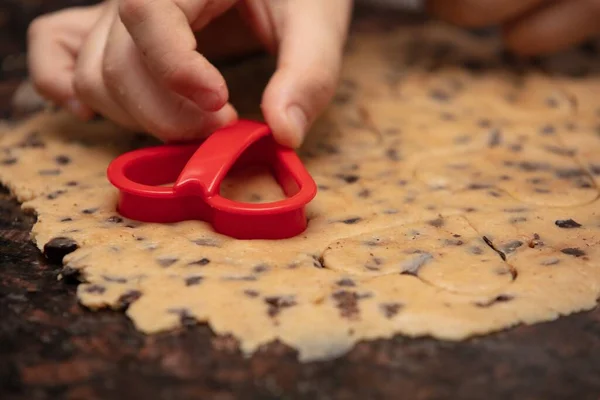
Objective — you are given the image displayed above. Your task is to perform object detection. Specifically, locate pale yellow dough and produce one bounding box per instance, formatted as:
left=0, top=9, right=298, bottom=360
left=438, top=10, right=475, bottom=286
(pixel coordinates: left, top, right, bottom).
left=2, top=21, right=600, bottom=362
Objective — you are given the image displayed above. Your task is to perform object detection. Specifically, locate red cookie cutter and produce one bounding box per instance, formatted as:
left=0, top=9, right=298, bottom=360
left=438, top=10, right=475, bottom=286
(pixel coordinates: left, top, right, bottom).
left=107, top=120, right=317, bottom=240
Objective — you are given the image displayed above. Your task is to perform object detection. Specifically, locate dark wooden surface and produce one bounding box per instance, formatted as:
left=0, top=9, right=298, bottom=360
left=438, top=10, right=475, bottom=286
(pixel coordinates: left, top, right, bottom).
left=1, top=2, right=600, bottom=399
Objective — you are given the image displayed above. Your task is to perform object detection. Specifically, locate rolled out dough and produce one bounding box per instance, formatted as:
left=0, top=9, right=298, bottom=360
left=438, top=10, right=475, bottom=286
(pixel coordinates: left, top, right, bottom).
left=2, top=20, right=600, bottom=362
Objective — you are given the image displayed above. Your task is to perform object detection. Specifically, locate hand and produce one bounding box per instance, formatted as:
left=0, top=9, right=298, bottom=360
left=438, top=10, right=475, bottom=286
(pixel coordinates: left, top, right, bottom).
left=426, top=0, right=600, bottom=56
left=27, top=0, right=353, bottom=148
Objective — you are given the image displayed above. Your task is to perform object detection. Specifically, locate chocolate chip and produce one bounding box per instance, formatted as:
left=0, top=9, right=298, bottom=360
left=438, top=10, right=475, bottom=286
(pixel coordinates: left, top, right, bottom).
left=106, top=216, right=123, bottom=223
left=541, top=258, right=560, bottom=266
left=342, top=217, right=361, bottom=224
left=43, top=237, right=79, bottom=264
left=46, top=190, right=66, bottom=200
left=244, top=289, right=259, bottom=298
left=510, top=217, right=527, bottom=224
left=66, top=181, right=78, bottom=187
left=85, top=285, right=106, bottom=294
left=332, top=290, right=361, bottom=320
left=265, top=296, right=297, bottom=318
left=185, top=276, right=203, bottom=286
left=386, top=148, right=401, bottom=161
left=157, top=257, right=178, bottom=267
left=539, top=125, right=555, bottom=135
left=336, top=174, right=359, bottom=184
left=546, top=97, right=559, bottom=108
left=116, top=290, right=142, bottom=310
left=487, top=129, right=502, bottom=147
left=555, top=168, right=586, bottom=179
left=39, top=169, right=61, bottom=176
left=357, top=189, right=371, bottom=198
left=444, top=239, right=464, bottom=246
left=222, top=276, right=257, bottom=282
left=543, top=146, right=575, bottom=157
left=478, top=119, right=492, bottom=128
left=401, top=252, right=433, bottom=276
left=429, top=89, right=450, bottom=102
left=192, top=238, right=220, bottom=247
left=560, top=248, right=586, bottom=257
left=517, top=162, right=550, bottom=172
left=60, top=217, right=72, bottom=222
left=82, top=208, right=98, bottom=214
left=102, top=275, right=127, bottom=283
left=475, top=294, right=514, bottom=307
left=427, top=217, right=444, bottom=228
left=54, top=155, right=71, bottom=165
left=380, top=303, right=403, bottom=318
left=467, top=183, right=492, bottom=190
left=555, top=219, right=582, bottom=228
left=469, top=246, right=483, bottom=255
left=1, top=158, right=17, bottom=165
left=337, top=278, right=356, bottom=287
left=589, top=164, right=600, bottom=175
left=188, top=258, right=210, bottom=266
left=253, top=264, right=269, bottom=273
left=502, top=240, right=523, bottom=254
left=18, top=132, right=45, bottom=148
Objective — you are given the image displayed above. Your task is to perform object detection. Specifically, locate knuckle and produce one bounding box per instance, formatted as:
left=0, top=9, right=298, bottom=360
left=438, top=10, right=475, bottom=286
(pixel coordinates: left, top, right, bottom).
left=27, top=16, right=52, bottom=41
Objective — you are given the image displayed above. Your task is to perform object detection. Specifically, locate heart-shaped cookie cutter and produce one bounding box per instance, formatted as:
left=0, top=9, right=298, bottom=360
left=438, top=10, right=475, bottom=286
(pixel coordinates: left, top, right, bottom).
left=107, top=120, right=317, bottom=239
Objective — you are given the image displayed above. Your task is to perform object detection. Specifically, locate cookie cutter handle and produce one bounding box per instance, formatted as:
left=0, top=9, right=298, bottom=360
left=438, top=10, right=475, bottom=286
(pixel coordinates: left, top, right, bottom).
left=173, top=120, right=271, bottom=198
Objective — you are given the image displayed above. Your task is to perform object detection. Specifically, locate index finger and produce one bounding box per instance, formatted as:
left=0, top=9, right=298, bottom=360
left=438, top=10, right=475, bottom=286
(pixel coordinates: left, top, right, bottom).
left=118, top=0, right=237, bottom=111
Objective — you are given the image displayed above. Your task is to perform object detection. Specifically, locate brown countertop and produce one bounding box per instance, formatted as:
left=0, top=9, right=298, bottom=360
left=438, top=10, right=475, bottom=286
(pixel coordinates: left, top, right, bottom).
left=0, top=2, right=599, bottom=399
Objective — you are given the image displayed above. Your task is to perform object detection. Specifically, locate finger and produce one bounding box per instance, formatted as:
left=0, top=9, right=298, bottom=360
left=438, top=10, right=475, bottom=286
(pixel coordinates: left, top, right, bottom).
left=260, top=0, right=353, bottom=148
left=102, top=17, right=237, bottom=142
left=74, top=2, right=139, bottom=129
left=503, top=0, right=600, bottom=56
left=27, top=6, right=102, bottom=119
left=118, top=0, right=237, bottom=111
left=426, top=0, right=548, bottom=27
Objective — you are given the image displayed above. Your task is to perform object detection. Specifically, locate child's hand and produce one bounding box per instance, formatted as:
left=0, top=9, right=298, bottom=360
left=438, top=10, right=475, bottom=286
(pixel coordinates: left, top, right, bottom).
left=27, top=0, right=352, bottom=148
left=427, top=0, right=600, bottom=55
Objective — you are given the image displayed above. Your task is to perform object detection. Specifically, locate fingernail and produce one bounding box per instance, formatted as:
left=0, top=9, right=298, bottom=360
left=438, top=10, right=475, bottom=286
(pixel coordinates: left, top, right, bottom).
left=193, top=90, right=225, bottom=112
left=286, top=105, right=307, bottom=147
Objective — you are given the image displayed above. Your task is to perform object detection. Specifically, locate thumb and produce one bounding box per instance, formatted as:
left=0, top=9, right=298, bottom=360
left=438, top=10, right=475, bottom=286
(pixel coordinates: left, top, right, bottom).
left=260, top=0, right=353, bottom=148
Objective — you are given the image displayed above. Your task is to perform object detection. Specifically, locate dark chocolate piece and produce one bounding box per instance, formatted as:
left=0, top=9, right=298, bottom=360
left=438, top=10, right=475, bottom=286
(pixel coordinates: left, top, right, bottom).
left=380, top=303, right=403, bottom=318
left=43, top=237, right=79, bottom=264
left=54, top=155, right=71, bottom=165
left=265, top=296, right=297, bottom=318
left=475, top=294, right=514, bottom=307
left=332, top=290, right=361, bottom=320
left=116, top=290, right=142, bottom=310
left=185, top=276, right=203, bottom=286
left=560, top=248, right=586, bottom=257
left=188, top=258, right=210, bottom=266
left=555, top=219, right=582, bottom=228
